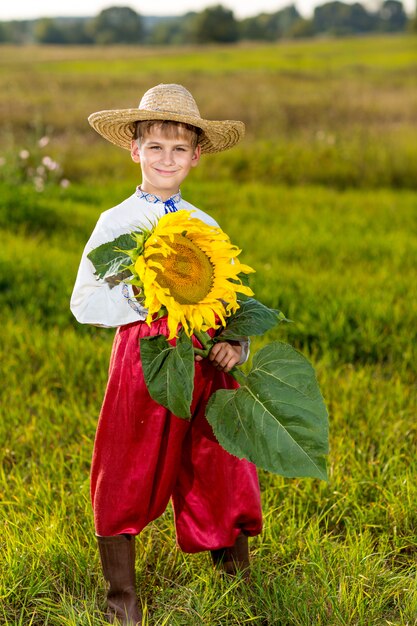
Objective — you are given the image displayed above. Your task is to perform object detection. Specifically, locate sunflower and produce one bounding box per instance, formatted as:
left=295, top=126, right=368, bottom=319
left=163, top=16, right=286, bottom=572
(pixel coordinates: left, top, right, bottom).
left=132, top=210, right=254, bottom=339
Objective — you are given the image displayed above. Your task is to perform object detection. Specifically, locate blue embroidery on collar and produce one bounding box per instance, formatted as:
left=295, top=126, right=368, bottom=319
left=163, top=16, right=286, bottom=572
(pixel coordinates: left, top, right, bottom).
left=136, top=187, right=182, bottom=214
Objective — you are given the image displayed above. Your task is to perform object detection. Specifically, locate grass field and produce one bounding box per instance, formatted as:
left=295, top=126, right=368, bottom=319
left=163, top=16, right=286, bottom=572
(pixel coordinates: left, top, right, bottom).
left=1, top=35, right=417, bottom=625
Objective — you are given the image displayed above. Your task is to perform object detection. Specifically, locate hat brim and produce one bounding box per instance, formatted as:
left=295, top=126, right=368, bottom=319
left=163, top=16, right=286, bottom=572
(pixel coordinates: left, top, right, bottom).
left=88, top=108, right=245, bottom=154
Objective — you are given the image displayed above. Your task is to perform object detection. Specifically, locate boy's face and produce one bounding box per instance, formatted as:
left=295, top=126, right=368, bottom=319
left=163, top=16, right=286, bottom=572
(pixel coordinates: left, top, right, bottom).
left=131, top=124, right=201, bottom=200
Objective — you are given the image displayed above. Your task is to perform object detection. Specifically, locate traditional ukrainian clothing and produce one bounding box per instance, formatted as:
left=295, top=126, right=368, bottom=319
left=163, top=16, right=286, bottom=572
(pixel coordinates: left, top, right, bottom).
left=71, top=189, right=262, bottom=553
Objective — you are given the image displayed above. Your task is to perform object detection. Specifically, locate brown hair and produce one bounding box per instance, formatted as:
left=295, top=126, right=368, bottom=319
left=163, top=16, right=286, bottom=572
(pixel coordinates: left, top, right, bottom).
left=135, top=120, right=201, bottom=150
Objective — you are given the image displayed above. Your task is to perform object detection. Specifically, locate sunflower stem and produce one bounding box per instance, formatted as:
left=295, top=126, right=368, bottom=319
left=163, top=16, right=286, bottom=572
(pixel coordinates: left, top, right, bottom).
left=193, top=346, right=211, bottom=358
left=228, top=366, right=246, bottom=384
left=193, top=330, right=214, bottom=354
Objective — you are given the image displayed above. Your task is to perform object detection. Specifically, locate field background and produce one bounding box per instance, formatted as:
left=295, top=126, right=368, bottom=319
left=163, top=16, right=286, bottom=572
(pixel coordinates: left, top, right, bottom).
left=1, top=35, right=417, bottom=625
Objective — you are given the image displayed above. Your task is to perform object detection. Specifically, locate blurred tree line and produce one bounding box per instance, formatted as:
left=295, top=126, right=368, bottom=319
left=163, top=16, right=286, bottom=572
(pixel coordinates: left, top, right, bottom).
left=0, top=1, right=413, bottom=45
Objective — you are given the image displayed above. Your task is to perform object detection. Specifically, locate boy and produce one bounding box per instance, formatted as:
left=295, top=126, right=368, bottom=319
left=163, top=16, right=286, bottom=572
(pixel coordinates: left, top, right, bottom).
left=71, top=84, right=262, bottom=625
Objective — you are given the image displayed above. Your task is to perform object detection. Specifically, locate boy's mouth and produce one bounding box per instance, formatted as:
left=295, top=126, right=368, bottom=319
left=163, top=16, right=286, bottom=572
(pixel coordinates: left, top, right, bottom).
left=155, top=168, right=178, bottom=176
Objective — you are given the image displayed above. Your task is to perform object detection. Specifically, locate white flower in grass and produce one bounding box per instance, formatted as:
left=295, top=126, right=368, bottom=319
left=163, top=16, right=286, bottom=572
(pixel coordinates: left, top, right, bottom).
left=19, top=150, right=30, bottom=160
left=38, top=136, right=50, bottom=148
left=34, top=176, right=44, bottom=192
left=42, top=156, right=60, bottom=171
left=60, top=178, right=70, bottom=188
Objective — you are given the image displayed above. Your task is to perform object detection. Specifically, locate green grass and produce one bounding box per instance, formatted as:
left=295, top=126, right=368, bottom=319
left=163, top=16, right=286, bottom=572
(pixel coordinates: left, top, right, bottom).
left=1, top=35, right=417, bottom=189
left=1, top=36, right=416, bottom=74
left=1, top=36, right=417, bottom=625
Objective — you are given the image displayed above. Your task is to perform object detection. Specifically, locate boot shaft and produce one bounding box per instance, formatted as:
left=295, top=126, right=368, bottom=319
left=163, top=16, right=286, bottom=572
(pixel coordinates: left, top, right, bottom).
left=98, top=534, right=136, bottom=588
left=97, top=534, right=142, bottom=625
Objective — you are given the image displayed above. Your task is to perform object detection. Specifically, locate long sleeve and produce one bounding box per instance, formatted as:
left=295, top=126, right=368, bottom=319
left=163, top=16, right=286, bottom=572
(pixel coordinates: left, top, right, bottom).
left=238, top=339, right=250, bottom=365
left=70, top=212, right=146, bottom=327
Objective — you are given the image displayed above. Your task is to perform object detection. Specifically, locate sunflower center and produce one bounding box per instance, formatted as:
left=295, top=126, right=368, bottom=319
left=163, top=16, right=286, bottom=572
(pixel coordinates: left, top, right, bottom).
left=152, top=234, right=214, bottom=305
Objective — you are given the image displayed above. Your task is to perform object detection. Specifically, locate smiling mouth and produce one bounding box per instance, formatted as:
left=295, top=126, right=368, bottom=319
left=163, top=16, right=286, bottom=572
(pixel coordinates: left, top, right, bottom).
left=155, top=170, right=178, bottom=177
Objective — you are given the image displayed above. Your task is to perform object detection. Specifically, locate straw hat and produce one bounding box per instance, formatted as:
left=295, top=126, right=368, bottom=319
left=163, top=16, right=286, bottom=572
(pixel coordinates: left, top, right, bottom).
left=88, top=83, right=245, bottom=154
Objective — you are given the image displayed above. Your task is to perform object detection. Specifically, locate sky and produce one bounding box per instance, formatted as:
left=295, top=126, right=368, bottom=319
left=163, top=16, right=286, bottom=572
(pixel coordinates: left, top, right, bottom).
left=1, top=0, right=414, bottom=21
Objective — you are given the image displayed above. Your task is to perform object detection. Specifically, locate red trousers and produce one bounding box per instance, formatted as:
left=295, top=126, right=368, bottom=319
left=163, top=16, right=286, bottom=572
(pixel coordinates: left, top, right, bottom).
left=91, top=319, right=262, bottom=553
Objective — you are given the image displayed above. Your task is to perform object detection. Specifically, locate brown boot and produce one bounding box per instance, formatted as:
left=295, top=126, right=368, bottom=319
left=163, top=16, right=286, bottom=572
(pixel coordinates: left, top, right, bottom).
left=211, top=532, right=250, bottom=579
left=97, top=534, right=142, bottom=625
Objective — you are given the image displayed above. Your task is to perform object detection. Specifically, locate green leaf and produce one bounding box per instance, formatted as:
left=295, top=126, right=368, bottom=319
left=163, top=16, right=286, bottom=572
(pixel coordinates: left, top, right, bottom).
left=87, top=233, right=138, bottom=279
left=140, top=331, right=195, bottom=419
left=218, top=298, right=286, bottom=341
left=206, top=342, right=329, bottom=480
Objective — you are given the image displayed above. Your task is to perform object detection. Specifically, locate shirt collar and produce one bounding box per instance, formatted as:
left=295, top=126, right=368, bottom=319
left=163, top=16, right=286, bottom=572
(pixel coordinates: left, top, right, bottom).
left=136, top=186, right=182, bottom=206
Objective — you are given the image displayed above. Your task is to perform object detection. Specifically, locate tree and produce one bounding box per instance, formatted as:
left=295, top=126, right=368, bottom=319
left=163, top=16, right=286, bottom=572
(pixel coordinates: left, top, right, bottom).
left=34, top=18, right=67, bottom=44
left=376, top=0, right=408, bottom=31
left=0, top=22, right=7, bottom=42
left=148, top=20, right=181, bottom=44
left=240, top=15, right=267, bottom=40
left=60, top=18, right=94, bottom=44
left=288, top=17, right=316, bottom=37
left=89, top=6, right=143, bottom=44
left=188, top=5, right=239, bottom=43
left=412, top=1, right=417, bottom=31
left=4, top=20, right=32, bottom=44
left=349, top=2, right=377, bottom=32
left=147, top=13, right=197, bottom=44
left=313, top=1, right=375, bottom=34
left=240, top=5, right=301, bottom=40
left=279, top=5, right=303, bottom=34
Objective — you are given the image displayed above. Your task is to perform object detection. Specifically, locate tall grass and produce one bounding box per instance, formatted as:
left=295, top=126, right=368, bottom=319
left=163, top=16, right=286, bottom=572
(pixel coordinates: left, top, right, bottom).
left=1, top=35, right=417, bottom=188
left=1, top=37, right=417, bottom=625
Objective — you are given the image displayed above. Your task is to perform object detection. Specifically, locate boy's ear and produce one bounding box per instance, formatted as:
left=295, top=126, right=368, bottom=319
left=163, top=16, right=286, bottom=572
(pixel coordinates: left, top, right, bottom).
left=191, top=145, right=201, bottom=167
left=131, top=140, right=140, bottom=163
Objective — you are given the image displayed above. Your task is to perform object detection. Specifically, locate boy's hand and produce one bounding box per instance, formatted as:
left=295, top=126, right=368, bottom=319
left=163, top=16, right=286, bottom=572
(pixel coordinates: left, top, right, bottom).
left=195, top=341, right=242, bottom=373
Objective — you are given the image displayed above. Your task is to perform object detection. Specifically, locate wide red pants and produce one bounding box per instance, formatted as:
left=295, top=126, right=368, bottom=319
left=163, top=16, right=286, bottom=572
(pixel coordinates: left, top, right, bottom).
left=91, top=319, right=262, bottom=553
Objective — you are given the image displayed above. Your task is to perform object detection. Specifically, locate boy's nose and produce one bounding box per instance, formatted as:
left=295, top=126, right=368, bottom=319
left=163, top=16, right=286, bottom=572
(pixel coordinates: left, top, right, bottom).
left=160, top=150, right=175, bottom=165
